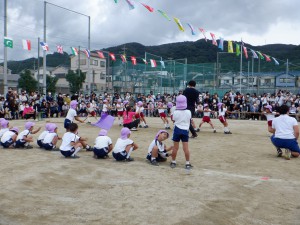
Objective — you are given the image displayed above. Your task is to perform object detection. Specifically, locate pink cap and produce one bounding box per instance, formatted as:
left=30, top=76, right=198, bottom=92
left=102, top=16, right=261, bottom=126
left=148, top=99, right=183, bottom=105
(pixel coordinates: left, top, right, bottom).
left=167, top=102, right=173, bottom=109
left=203, top=104, right=208, bottom=108
left=10, top=127, right=19, bottom=134
left=98, top=129, right=108, bottom=136
left=70, top=100, right=78, bottom=109
left=120, top=127, right=131, bottom=140
left=117, top=99, right=122, bottom=103
left=48, top=123, right=57, bottom=133
left=25, top=121, right=35, bottom=130
left=176, top=95, right=187, bottom=110
left=0, top=119, right=9, bottom=128
left=155, top=130, right=169, bottom=139
left=103, top=100, right=108, bottom=103
left=137, top=101, right=143, bottom=107
left=217, top=102, right=223, bottom=109
left=264, top=105, right=273, bottom=112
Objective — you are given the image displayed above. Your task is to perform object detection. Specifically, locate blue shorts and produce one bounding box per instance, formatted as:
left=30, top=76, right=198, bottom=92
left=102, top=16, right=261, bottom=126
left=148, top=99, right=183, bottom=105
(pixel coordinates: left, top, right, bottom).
left=60, top=148, right=75, bottom=157
left=1, top=139, right=13, bottom=148
left=172, top=126, right=189, bottom=142
left=271, top=135, right=300, bottom=153
left=93, top=147, right=109, bottom=158
left=146, top=152, right=168, bottom=162
left=113, top=151, right=127, bottom=161
left=15, top=140, right=26, bottom=148
left=64, top=119, right=71, bottom=129
left=37, top=140, right=44, bottom=148
left=43, top=143, right=54, bottom=151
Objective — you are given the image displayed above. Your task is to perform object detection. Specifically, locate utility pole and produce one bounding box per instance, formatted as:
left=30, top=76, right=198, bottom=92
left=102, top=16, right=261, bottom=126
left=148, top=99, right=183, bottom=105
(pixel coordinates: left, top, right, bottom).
left=3, top=0, right=8, bottom=95
left=37, top=37, right=40, bottom=92
left=122, top=45, right=127, bottom=93
left=43, top=1, right=47, bottom=94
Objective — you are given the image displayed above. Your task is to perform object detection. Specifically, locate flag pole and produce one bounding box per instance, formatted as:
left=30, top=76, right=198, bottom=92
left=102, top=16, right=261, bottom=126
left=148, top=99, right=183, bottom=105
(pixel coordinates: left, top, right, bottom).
left=43, top=1, right=47, bottom=94
left=3, top=0, right=8, bottom=95
left=240, top=40, right=243, bottom=93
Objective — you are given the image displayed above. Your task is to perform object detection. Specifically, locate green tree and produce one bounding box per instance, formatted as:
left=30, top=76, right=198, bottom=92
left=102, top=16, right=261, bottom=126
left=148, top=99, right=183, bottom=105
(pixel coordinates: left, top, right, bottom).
left=66, top=69, right=86, bottom=94
left=18, top=69, right=38, bottom=93
left=46, top=75, right=58, bottom=94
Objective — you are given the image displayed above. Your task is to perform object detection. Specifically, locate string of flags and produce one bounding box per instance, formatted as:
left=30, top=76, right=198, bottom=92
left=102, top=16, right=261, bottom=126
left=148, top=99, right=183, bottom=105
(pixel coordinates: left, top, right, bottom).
left=3, top=0, right=282, bottom=67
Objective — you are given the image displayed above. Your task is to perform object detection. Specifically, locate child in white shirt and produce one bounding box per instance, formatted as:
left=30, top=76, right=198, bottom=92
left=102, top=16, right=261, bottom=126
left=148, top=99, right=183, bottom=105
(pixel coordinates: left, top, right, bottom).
left=64, top=100, right=84, bottom=131
left=0, top=119, right=10, bottom=139
left=37, top=123, right=51, bottom=148
left=1, top=127, right=19, bottom=148
left=93, top=129, right=113, bottom=159
left=43, top=123, right=60, bottom=151
left=15, top=122, right=41, bottom=149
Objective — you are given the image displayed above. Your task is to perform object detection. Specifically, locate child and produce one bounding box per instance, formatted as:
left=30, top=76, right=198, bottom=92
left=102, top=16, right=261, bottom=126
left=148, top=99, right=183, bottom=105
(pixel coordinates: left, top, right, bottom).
left=263, top=105, right=276, bottom=133
left=170, top=95, right=193, bottom=169
left=93, top=129, right=113, bottom=159
left=0, top=119, right=10, bottom=139
left=168, top=102, right=176, bottom=122
left=135, top=101, right=148, bottom=128
left=218, top=102, right=232, bottom=134
left=64, top=100, right=84, bottom=131
left=102, top=100, right=110, bottom=115
left=37, top=123, right=51, bottom=148
left=15, top=122, right=41, bottom=149
left=197, top=104, right=216, bottom=133
left=59, top=123, right=90, bottom=158
left=1, top=127, right=19, bottom=148
left=112, top=127, right=138, bottom=162
left=43, top=123, right=60, bottom=151
left=123, top=106, right=140, bottom=131
left=158, top=102, right=171, bottom=129
left=86, top=102, right=97, bottom=124
left=116, top=99, right=124, bottom=126
left=146, top=130, right=173, bottom=166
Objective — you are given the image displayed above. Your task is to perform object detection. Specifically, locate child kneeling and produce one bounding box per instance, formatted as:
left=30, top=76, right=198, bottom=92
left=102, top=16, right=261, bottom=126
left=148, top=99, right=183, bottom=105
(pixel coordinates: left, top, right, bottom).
left=15, top=122, right=41, bottom=149
left=1, top=127, right=19, bottom=148
left=43, top=123, right=60, bottom=151
left=93, top=129, right=113, bottom=159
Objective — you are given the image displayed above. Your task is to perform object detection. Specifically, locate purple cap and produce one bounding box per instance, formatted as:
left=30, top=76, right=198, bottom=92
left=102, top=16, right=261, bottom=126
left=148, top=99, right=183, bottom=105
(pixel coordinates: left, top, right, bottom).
left=10, top=127, right=19, bottom=134
left=137, top=101, right=143, bottom=107
left=70, top=100, right=78, bottom=109
left=98, top=129, right=108, bottom=136
left=217, top=102, right=223, bottom=109
left=25, top=121, right=35, bottom=130
left=203, top=104, right=208, bottom=108
left=264, top=105, right=273, bottom=112
left=103, top=100, right=108, bottom=103
left=0, top=119, right=9, bottom=128
left=48, top=123, right=57, bottom=133
left=117, top=99, right=122, bottom=103
left=120, top=127, right=131, bottom=140
left=167, top=102, right=173, bottom=109
left=176, top=95, right=187, bottom=110
left=155, top=130, right=169, bottom=139
left=123, top=100, right=129, bottom=106
left=45, top=123, right=52, bottom=131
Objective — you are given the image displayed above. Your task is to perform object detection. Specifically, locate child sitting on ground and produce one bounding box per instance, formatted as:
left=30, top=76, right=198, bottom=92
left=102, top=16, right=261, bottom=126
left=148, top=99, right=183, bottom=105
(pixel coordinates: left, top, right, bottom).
left=37, top=123, right=51, bottom=148
left=93, top=129, right=113, bottom=159
left=0, top=119, right=10, bottom=139
left=146, top=130, right=173, bottom=166
left=1, top=127, right=19, bottom=148
left=43, top=123, right=60, bottom=151
left=112, top=127, right=138, bottom=162
left=15, top=122, right=41, bottom=149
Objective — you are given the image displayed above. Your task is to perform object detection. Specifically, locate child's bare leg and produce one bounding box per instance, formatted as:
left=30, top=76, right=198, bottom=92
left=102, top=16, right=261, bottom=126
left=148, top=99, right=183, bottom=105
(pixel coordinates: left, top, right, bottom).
left=151, top=146, right=159, bottom=158
left=171, top=142, right=180, bottom=161
left=209, top=121, right=215, bottom=129
left=182, top=142, right=190, bottom=161
left=52, top=136, right=58, bottom=146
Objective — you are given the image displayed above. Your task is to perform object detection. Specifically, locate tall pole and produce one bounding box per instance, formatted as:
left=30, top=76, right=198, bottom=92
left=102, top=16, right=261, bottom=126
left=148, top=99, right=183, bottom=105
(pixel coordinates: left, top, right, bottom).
left=3, top=0, right=8, bottom=95
left=247, top=60, right=250, bottom=90
left=78, top=46, right=80, bottom=77
left=184, top=58, right=187, bottom=88
left=43, top=1, right=47, bottom=94
left=87, top=16, right=91, bottom=93
left=286, top=59, right=289, bottom=89
left=107, top=52, right=111, bottom=92
left=239, top=42, right=243, bottom=93
left=37, top=37, right=40, bottom=92
left=251, top=56, right=254, bottom=91
left=216, top=52, right=219, bottom=91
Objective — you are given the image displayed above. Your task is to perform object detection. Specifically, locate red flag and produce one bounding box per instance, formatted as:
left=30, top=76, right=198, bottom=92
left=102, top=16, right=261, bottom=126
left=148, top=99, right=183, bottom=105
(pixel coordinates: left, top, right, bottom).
left=131, top=56, right=137, bottom=65
left=243, top=46, right=248, bottom=59
left=262, top=54, right=271, bottom=62
left=210, top=33, right=217, bottom=46
left=97, top=51, right=105, bottom=59
left=109, top=53, right=116, bottom=61
left=120, top=54, right=127, bottom=63
left=56, top=45, right=63, bottom=54
left=22, top=40, right=31, bottom=50
left=150, top=59, right=157, bottom=67
left=141, top=3, right=154, bottom=12
left=199, top=28, right=207, bottom=41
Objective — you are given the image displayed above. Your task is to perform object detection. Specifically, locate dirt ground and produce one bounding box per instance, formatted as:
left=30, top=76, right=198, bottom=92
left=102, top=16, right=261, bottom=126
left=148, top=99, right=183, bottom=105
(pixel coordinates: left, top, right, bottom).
left=0, top=117, right=300, bottom=225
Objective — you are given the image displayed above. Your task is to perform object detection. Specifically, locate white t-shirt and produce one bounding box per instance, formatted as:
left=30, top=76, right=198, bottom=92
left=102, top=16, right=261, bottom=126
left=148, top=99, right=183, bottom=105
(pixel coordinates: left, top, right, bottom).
left=66, top=108, right=77, bottom=122
left=170, top=106, right=176, bottom=116
left=1, top=131, right=15, bottom=143
left=0, top=128, right=9, bottom=138
left=43, top=133, right=58, bottom=144
left=113, top=138, right=133, bottom=154
left=148, top=139, right=165, bottom=154
left=116, top=103, right=124, bottom=111
left=158, top=108, right=165, bottom=113
left=218, top=107, right=227, bottom=117
left=17, top=129, right=30, bottom=142
left=272, top=114, right=298, bottom=139
left=203, top=110, right=211, bottom=117
left=38, top=130, right=49, bottom=141
left=264, top=112, right=276, bottom=121
left=94, top=136, right=112, bottom=149
left=173, top=110, right=191, bottom=130
left=136, top=106, right=144, bottom=113
left=102, top=104, right=108, bottom=112
left=60, top=132, right=80, bottom=151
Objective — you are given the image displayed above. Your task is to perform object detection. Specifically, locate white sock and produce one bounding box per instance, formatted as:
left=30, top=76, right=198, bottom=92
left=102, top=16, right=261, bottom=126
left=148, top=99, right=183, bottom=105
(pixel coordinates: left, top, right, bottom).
left=142, top=121, right=145, bottom=126
left=224, top=127, right=229, bottom=132
left=151, top=157, right=156, bottom=161
left=87, top=117, right=90, bottom=122
left=186, top=161, right=190, bottom=165
left=172, top=160, right=176, bottom=164
left=126, top=147, right=134, bottom=159
left=72, top=147, right=81, bottom=156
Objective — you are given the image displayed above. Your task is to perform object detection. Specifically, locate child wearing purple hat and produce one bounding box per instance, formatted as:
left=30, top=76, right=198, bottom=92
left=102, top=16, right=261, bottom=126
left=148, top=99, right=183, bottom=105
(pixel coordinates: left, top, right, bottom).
left=218, top=103, right=232, bottom=134
left=93, top=129, right=113, bottom=159
left=116, top=99, right=125, bottom=126
left=197, top=104, right=216, bottom=133
left=15, top=122, right=41, bottom=149
left=43, top=123, right=60, bottom=151
left=146, top=130, right=173, bottom=166
left=112, top=127, right=138, bottom=161
left=170, top=95, right=193, bottom=169
left=263, top=104, right=277, bottom=132
left=37, top=123, right=51, bottom=148
left=64, top=100, right=84, bottom=131
left=0, top=119, right=10, bottom=139
left=1, top=127, right=19, bottom=148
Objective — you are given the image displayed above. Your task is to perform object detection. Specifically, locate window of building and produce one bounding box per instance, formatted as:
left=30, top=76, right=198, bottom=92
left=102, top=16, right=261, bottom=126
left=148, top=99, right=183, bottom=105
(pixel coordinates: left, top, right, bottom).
left=248, top=78, right=254, bottom=83
left=100, top=72, right=105, bottom=79
left=280, top=78, right=293, bottom=83
left=106, top=76, right=112, bottom=82
left=90, top=60, right=98, bottom=66
left=80, top=59, right=86, bottom=65
left=100, top=61, right=105, bottom=67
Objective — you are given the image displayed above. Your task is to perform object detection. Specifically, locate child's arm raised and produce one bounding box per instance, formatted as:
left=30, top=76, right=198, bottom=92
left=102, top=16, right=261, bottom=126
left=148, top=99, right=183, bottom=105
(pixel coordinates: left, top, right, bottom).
left=31, top=127, right=41, bottom=134
left=75, top=116, right=84, bottom=123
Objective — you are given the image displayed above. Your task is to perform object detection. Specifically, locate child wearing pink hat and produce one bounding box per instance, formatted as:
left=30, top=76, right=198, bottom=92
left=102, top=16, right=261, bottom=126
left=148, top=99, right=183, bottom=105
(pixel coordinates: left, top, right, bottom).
left=43, top=123, right=60, bottom=151
left=37, top=123, right=51, bottom=148
left=197, top=104, right=216, bottom=133
left=15, top=121, right=41, bottom=149
left=157, top=102, right=171, bottom=129
left=116, top=99, right=124, bottom=126
left=170, top=95, right=193, bottom=169
left=218, top=103, right=232, bottom=134
left=146, top=130, right=173, bottom=166
left=93, top=129, right=113, bottom=159
left=135, top=101, right=148, bottom=128
left=263, top=104, right=277, bottom=133
left=64, top=100, right=85, bottom=131
left=112, top=127, right=138, bottom=161
left=1, top=127, right=19, bottom=148
left=0, top=119, right=10, bottom=139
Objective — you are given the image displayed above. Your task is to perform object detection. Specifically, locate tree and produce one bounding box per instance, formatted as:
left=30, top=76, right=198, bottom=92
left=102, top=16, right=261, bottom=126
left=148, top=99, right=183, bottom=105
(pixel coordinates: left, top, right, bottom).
left=18, top=69, right=38, bottom=93
left=66, top=69, right=86, bottom=94
left=46, top=75, right=58, bottom=94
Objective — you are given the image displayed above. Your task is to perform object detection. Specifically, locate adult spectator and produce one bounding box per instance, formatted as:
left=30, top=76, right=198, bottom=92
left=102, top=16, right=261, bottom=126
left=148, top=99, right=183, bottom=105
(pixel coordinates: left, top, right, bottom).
left=23, top=102, right=36, bottom=120
left=183, top=80, right=199, bottom=138
left=270, top=105, right=300, bottom=159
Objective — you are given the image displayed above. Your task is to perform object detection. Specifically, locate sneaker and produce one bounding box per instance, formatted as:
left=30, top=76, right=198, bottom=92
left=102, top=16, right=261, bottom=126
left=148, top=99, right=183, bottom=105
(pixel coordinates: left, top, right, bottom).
left=284, top=149, right=291, bottom=160
left=213, top=129, right=216, bottom=133
left=195, top=128, right=200, bottom=132
left=139, top=125, right=142, bottom=128
left=150, top=159, right=159, bottom=166
left=87, top=122, right=91, bottom=124
left=131, top=127, right=138, bottom=131
left=276, top=148, right=282, bottom=157
left=185, top=164, right=193, bottom=170
left=70, top=155, right=80, bottom=159
left=86, top=145, right=93, bottom=151
left=52, top=147, right=60, bottom=151
left=119, top=124, right=122, bottom=126
left=125, top=157, right=134, bottom=162
left=190, top=134, right=198, bottom=138
left=144, top=125, right=149, bottom=128
left=25, top=145, right=33, bottom=149
left=170, top=162, right=176, bottom=168
left=224, top=131, right=232, bottom=134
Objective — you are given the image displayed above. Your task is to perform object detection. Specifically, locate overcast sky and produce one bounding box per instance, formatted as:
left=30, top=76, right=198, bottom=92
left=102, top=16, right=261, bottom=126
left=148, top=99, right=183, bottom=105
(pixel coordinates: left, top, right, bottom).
left=0, top=0, right=299, bottom=61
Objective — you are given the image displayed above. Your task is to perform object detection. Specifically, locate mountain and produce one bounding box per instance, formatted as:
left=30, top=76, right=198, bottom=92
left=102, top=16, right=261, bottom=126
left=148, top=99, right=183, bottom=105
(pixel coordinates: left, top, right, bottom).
left=4, top=40, right=300, bottom=74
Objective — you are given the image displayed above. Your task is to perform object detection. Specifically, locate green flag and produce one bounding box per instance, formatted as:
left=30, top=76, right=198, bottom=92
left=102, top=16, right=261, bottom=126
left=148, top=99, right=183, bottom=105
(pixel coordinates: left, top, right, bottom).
left=4, top=37, right=13, bottom=48
left=236, top=43, right=240, bottom=56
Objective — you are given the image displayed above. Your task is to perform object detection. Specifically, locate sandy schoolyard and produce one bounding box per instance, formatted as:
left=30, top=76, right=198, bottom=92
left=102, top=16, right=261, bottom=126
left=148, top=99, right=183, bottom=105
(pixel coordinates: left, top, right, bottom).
left=0, top=117, right=300, bottom=225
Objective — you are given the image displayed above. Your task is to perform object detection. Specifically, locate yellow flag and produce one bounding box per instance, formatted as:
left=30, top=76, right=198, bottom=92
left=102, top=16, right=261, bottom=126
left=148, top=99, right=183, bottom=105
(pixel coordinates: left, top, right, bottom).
left=228, top=41, right=233, bottom=53
left=173, top=17, right=184, bottom=32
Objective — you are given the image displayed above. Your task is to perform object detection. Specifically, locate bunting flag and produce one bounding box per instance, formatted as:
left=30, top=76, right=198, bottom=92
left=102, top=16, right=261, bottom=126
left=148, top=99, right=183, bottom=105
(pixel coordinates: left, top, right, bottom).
left=218, top=38, right=224, bottom=51
left=250, top=49, right=258, bottom=58
left=262, top=54, right=271, bottom=62
left=131, top=56, right=137, bottom=65
left=40, top=42, right=49, bottom=51
left=97, top=51, right=105, bottom=59
left=109, top=52, right=116, bottom=61
left=22, top=39, right=31, bottom=51
left=142, top=58, right=148, bottom=64
left=187, top=23, right=196, bottom=35
left=4, top=37, right=13, bottom=48
left=227, top=41, right=233, bottom=53
left=71, top=47, right=78, bottom=56
left=210, top=33, right=217, bottom=46
left=83, top=49, right=90, bottom=58
left=173, top=17, right=185, bottom=32
left=160, top=61, right=165, bottom=68
left=236, top=43, right=240, bottom=56
left=150, top=59, right=157, bottom=67
left=198, top=28, right=207, bottom=41
left=120, top=54, right=127, bottom=63
left=125, top=0, right=135, bottom=10
left=256, top=51, right=264, bottom=60
left=272, top=57, right=279, bottom=65
left=157, top=10, right=171, bottom=21
left=56, top=45, right=63, bottom=54
left=141, top=3, right=154, bottom=12
left=243, top=46, right=248, bottom=59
